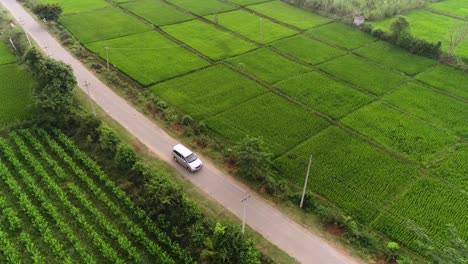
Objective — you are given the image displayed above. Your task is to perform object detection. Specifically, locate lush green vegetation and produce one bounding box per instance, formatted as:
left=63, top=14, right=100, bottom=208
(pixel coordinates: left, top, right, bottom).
left=150, top=65, right=267, bottom=119
left=355, top=41, right=437, bottom=75
left=342, top=102, right=459, bottom=163
left=318, top=55, right=408, bottom=95
left=225, top=48, right=312, bottom=84
left=307, top=22, right=375, bottom=50
left=431, top=143, right=468, bottom=191
left=166, top=0, right=236, bottom=15
left=273, top=71, right=372, bottom=118
left=416, top=65, right=468, bottom=100
left=121, top=0, right=194, bottom=26
left=0, top=65, right=35, bottom=129
left=60, top=7, right=151, bottom=44
left=205, top=10, right=296, bottom=43
left=228, top=0, right=274, bottom=6
left=162, top=20, right=256, bottom=60
left=86, top=31, right=210, bottom=86
left=206, top=93, right=329, bottom=155
left=35, top=0, right=110, bottom=15
left=247, top=1, right=332, bottom=29
left=0, top=43, right=16, bottom=65
left=383, top=82, right=468, bottom=136
left=271, top=35, right=345, bottom=65
left=275, top=127, right=418, bottom=222
left=428, top=0, right=468, bottom=18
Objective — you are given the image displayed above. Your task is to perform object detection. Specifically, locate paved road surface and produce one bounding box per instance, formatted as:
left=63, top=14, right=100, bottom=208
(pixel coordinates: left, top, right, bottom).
left=0, top=1, right=362, bottom=263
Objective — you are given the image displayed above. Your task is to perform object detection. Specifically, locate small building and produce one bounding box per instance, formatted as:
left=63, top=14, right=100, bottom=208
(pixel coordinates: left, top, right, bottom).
left=353, top=16, right=365, bottom=26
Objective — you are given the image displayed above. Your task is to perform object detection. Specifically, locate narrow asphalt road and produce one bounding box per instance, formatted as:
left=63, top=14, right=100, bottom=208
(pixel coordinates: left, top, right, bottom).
left=1, top=1, right=362, bottom=263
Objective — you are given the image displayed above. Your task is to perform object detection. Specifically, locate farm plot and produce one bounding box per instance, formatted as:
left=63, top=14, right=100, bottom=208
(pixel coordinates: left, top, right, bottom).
left=150, top=65, right=267, bottom=119
left=247, top=1, right=332, bottom=30
left=428, top=0, right=468, bottom=18
left=162, top=20, right=256, bottom=60
left=35, top=0, right=110, bottom=15
left=0, top=128, right=189, bottom=263
left=318, top=55, right=408, bottom=95
left=372, top=10, right=468, bottom=59
left=228, top=0, right=274, bottom=6
left=166, top=0, right=236, bottom=15
left=273, top=71, right=372, bottom=119
left=383, top=82, right=468, bottom=137
left=225, top=48, right=311, bottom=84
left=60, top=7, right=151, bottom=44
left=306, top=22, right=375, bottom=50
left=342, top=102, right=459, bottom=163
left=121, top=0, right=193, bottom=26
left=271, top=35, right=345, bottom=65
left=206, top=93, right=329, bottom=155
left=0, top=65, right=35, bottom=129
left=275, top=127, right=418, bottom=222
left=430, top=143, right=468, bottom=191
left=354, top=41, right=437, bottom=76
left=205, top=10, right=297, bottom=44
left=86, top=31, right=209, bottom=86
left=0, top=42, right=16, bottom=65
left=416, top=65, right=468, bottom=100
left=372, top=179, right=468, bottom=254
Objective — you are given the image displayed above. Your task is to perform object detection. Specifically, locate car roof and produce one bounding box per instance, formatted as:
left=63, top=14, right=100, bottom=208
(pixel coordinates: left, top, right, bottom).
left=173, top=144, right=193, bottom=157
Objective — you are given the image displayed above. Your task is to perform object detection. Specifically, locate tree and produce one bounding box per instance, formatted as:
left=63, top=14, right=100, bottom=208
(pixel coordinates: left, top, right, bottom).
left=235, top=136, right=272, bottom=182
left=114, top=144, right=137, bottom=170
left=390, top=16, right=412, bottom=46
left=447, top=23, right=468, bottom=57
left=23, top=47, right=76, bottom=125
left=385, top=242, right=401, bottom=262
left=33, top=4, right=62, bottom=22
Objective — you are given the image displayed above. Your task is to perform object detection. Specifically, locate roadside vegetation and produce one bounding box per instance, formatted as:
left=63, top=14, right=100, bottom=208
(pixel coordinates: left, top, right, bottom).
left=13, top=0, right=468, bottom=263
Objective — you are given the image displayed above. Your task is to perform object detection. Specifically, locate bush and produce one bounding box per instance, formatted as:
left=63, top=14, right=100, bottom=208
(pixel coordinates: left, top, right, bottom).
left=97, top=124, right=119, bottom=152
left=235, top=136, right=272, bottom=182
left=33, top=3, right=62, bottom=22
left=181, top=115, right=194, bottom=126
left=114, top=144, right=137, bottom=170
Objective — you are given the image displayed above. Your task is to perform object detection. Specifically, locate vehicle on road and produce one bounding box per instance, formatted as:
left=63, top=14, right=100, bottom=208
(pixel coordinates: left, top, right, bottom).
left=172, top=144, right=203, bottom=172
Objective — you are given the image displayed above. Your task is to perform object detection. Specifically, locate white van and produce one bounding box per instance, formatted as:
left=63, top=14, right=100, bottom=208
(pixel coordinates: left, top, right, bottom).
left=172, top=144, right=203, bottom=172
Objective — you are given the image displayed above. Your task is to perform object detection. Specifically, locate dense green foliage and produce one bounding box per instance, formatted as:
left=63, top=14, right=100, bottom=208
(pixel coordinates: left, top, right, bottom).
left=86, top=31, right=209, bottom=86
left=162, top=20, right=256, bottom=60
left=33, top=3, right=63, bottom=21
left=235, top=136, right=273, bottom=181
left=225, top=48, right=311, bottom=84
left=34, top=0, right=110, bottom=15
left=307, top=22, right=375, bottom=50
left=205, top=10, right=296, bottom=44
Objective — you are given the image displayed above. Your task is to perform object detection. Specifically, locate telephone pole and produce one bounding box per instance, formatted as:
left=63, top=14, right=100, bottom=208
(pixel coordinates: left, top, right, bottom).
left=241, top=192, right=251, bottom=234
left=105, top=46, right=110, bottom=70
left=300, top=155, right=313, bottom=208
left=84, top=81, right=96, bottom=117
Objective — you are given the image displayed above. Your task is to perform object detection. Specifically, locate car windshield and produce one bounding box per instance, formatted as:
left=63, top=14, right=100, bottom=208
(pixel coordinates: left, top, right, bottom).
left=186, top=154, right=197, bottom=163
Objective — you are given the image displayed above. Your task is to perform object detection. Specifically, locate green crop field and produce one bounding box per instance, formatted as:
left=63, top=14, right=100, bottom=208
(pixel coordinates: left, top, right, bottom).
left=86, top=31, right=209, bottom=86
left=383, top=82, right=468, bottom=137
left=150, top=65, right=267, bottom=119
left=121, top=0, right=194, bottom=26
left=342, top=102, right=459, bottom=163
left=275, top=127, right=418, bottom=222
left=318, top=55, right=408, bottom=95
left=0, top=128, right=192, bottom=263
left=273, top=71, right=372, bottom=119
left=247, top=1, right=332, bottom=29
left=372, top=179, right=468, bottom=253
left=60, top=7, right=151, bottom=44
left=0, top=43, right=16, bottom=65
left=166, top=0, right=236, bottom=15
left=228, top=0, right=274, bottom=6
left=416, top=65, right=468, bottom=100
left=225, top=48, right=311, bottom=84
left=428, top=0, right=468, bottom=18
left=354, top=41, right=437, bottom=75
left=0, top=65, right=35, bottom=129
left=206, top=93, right=329, bottom=155
left=162, top=20, right=256, bottom=60
left=372, top=10, right=468, bottom=59
left=271, top=35, right=345, bottom=65
left=205, top=10, right=297, bottom=44
left=36, top=0, right=110, bottom=15
left=431, top=143, right=468, bottom=191
left=306, top=22, right=375, bottom=50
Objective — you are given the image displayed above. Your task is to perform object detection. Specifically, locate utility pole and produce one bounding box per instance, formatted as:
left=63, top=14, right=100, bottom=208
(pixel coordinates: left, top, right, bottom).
left=105, top=46, right=110, bottom=70
left=299, top=155, right=313, bottom=208
left=241, top=192, right=251, bottom=234
left=259, top=18, right=264, bottom=45
left=84, top=81, right=96, bottom=117
left=18, top=18, right=32, bottom=47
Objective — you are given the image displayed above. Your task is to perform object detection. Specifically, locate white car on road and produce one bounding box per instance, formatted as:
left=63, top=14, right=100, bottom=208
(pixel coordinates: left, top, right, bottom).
left=172, top=144, right=203, bottom=172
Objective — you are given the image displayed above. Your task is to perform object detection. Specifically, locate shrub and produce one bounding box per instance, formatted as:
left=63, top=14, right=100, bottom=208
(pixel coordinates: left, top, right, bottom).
left=33, top=4, right=62, bottom=22
left=114, top=144, right=137, bottom=170
left=181, top=115, right=194, bottom=126
left=97, top=124, right=119, bottom=152
left=234, top=136, right=272, bottom=182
